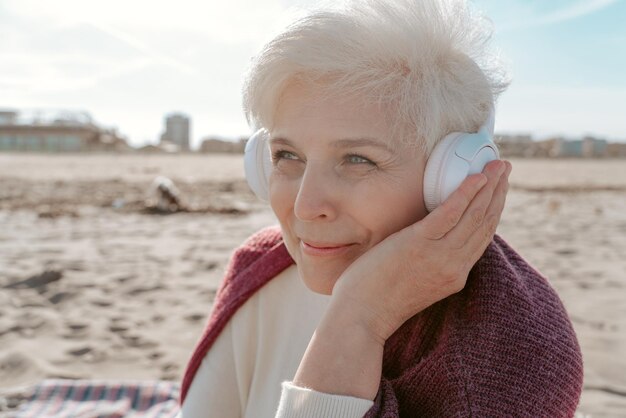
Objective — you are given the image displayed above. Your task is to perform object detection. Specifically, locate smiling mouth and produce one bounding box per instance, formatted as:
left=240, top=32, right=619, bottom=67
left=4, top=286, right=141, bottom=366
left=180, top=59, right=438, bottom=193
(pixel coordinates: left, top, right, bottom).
left=300, top=240, right=356, bottom=256
left=301, top=239, right=355, bottom=248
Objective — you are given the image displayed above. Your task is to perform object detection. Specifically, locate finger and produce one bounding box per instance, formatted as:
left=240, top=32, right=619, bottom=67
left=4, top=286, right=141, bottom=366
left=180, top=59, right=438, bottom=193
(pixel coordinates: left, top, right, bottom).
left=487, top=160, right=511, bottom=224
left=444, top=159, right=507, bottom=246
left=464, top=161, right=511, bottom=263
left=419, top=172, right=488, bottom=241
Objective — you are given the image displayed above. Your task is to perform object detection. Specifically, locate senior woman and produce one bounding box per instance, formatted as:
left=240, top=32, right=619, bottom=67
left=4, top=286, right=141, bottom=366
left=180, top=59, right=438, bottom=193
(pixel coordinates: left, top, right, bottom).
left=178, top=0, right=583, bottom=417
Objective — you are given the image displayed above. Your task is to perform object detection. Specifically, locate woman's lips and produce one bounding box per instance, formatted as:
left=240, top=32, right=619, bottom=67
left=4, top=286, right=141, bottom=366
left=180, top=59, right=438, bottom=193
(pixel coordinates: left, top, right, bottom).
left=300, top=241, right=355, bottom=257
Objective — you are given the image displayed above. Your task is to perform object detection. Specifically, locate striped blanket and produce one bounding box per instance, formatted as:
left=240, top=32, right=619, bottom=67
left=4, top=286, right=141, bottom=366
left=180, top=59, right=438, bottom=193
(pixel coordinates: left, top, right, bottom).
left=10, top=379, right=180, bottom=418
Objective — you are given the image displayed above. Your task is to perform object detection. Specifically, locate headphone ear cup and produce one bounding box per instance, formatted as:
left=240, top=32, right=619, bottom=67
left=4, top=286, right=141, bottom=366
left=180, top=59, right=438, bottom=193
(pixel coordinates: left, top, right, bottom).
left=244, top=129, right=272, bottom=201
left=423, top=132, right=466, bottom=213
left=423, top=130, right=499, bottom=213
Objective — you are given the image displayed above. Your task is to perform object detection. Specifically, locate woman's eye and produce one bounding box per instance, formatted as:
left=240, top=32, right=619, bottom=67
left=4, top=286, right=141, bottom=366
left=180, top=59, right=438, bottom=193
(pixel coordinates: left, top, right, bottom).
left=272, top=150, right=299, bottom=164
left=346, top=154, right=375, bottom=165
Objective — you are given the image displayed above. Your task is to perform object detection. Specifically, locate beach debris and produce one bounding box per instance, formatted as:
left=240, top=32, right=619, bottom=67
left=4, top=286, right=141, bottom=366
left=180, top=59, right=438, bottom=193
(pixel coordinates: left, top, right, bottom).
left=111, top=198, right=126, bottom=209
left=547, top=198, right=561, bottom=214
left=139, top=176, right=249, bottom=215
left=4, top=270, right=63, bottom=290
left=144, top=176, right=187, bottom=214
left=37, top=205, right=79, bottom=219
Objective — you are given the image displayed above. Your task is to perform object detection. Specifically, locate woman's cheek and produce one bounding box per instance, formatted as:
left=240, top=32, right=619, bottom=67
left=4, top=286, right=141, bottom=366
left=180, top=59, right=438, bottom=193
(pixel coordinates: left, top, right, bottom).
left=269, top=173, right=298, bottom=224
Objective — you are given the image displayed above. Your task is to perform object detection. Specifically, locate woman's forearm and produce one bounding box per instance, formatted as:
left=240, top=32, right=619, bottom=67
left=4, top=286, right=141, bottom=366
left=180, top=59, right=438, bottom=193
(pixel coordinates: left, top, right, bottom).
left=292, top=299, right=385, bottom=401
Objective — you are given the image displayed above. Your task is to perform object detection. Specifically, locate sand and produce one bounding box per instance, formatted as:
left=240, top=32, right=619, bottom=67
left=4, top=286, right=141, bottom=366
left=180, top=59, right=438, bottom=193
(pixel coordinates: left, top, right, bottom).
left=0, top=153, right=624, bottom=417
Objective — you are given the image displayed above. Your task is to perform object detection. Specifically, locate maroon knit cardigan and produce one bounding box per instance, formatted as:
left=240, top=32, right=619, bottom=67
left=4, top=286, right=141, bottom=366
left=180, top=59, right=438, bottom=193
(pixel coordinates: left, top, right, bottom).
left=180, top=226, right=583, bottom=417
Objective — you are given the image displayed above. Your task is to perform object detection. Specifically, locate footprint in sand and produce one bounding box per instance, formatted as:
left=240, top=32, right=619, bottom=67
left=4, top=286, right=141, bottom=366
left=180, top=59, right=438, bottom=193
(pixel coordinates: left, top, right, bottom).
left=3, top=270, right=63, bottom=290
left=198, top=288, right=218, bottom=298
left=0, top=352, right=43, bottom=384
left=48, top=290, right=76, bottom=305
left=151, top=314, right=165, bottom=323
left=555, top=248, right=577, bottom=256
left=122, top=334, right=158, bottom=348
left=125, top=284, right=165, bottom=296
left=114, top=274, right=137, bottom=284
left=108, top=322, right=130, bottom=333
left=61, top=321, right=90, bottom=339
left=65, top=345, right=107, bottom=363
left=184, top=313, right=205, bottom=323
left=198, top=261, right=218, bottom=271
left=8, top=312, right=50, bottom=338
left=0, top=320, right=19, bottom=338
left=0, top=351, right=79, bottom=384
left=91, top=298, right=113, bottom=307
left=107, top=320, right=157, bottom=348
left=67, top=346, right=93, bottom=356
left=160, top=362, right=180, bottom=380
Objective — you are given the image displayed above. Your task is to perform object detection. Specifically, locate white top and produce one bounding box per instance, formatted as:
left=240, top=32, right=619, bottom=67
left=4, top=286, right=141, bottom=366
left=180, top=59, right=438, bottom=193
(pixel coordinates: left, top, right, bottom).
left=178, top=264, right=374, bottom=418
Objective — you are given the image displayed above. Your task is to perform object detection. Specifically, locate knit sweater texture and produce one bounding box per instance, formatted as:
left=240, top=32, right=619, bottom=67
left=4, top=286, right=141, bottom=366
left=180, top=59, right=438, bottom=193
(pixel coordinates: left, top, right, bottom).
left=180, top=226, right=583, bottom=417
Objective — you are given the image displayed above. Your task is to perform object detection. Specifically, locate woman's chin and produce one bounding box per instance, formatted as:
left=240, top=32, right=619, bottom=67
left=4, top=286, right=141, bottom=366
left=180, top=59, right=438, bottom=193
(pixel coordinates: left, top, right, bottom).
left=297, top=265, right=342, bottom=295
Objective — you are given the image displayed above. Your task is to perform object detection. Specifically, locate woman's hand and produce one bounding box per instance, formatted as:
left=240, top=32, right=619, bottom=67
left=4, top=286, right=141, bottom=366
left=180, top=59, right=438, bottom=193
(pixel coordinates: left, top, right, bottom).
left=331, top=159, right=512, bottom=343
left=293, top=159, right=511, bottom=400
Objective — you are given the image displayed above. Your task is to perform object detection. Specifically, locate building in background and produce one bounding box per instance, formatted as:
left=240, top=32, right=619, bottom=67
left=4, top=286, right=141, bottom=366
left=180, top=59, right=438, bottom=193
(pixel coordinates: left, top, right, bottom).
left=550, top=136, right=608, bottom=158
left=494, top=134, right=621, bottom=159
left=606, top=142, right=626, bottom=157
left=199, top=136, right=247, bottom=153
left=495, top=134, right=533, bottom=158
left=0, top=109, right=130, bottom=152
left=160, top=113, right=191, bottom=151
left=581, top=136, right=608, bottom=157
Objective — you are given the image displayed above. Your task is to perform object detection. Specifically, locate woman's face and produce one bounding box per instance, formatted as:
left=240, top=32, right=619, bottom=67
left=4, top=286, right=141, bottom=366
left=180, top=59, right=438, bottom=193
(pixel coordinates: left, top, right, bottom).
left=269, top=82, right=428, bottom=295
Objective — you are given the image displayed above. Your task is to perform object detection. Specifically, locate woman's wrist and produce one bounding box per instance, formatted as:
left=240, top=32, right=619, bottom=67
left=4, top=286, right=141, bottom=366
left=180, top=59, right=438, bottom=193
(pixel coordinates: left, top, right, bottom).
left=330, top=280, right=406, bottom=344
left=320, top=295, right=389, bottom=348
left=292, top=297, right=386, bottom=400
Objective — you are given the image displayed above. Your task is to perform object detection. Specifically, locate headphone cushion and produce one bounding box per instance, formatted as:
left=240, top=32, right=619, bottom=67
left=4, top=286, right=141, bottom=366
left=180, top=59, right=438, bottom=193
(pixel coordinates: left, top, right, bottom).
left=423, top=132, right=466, bottom=212
left=244, top=130, right=272, bottom=201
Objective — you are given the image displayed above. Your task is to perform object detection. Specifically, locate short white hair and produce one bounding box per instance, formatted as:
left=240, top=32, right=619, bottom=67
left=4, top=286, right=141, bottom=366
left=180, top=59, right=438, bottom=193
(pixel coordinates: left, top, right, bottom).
left=242, top=0, right=509, bottom=156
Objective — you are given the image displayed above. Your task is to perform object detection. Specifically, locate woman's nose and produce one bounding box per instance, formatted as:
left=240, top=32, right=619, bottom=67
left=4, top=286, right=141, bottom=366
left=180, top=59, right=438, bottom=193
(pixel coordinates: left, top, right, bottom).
left=293, top=164, right=338, bottom=222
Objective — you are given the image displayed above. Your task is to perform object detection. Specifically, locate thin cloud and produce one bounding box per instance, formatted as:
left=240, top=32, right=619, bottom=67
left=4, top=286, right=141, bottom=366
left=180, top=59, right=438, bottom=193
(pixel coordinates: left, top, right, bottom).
left=535, top=0, right=619, bottom=25
left=85, top=21, right=199, bottom=76
left=0, top=56, right=152, bottom=94
left=500, top=0, right=620, bottom=31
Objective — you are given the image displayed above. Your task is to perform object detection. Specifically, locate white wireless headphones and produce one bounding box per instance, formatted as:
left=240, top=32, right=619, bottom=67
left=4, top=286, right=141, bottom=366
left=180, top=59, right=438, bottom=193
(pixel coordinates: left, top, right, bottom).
left=244, top=107, right=499, bottom=212
left=422, top=107, right=499, bottom=211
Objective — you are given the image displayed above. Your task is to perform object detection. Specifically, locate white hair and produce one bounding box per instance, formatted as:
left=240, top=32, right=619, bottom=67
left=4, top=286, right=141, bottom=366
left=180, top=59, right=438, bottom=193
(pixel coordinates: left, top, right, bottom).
left=242, top=0, right=509, bottom=156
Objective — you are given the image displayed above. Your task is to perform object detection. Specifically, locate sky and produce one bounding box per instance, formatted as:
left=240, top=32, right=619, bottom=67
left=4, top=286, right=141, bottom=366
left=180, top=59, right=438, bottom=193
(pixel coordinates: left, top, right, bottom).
left=1, top=0, right=625, bottom=149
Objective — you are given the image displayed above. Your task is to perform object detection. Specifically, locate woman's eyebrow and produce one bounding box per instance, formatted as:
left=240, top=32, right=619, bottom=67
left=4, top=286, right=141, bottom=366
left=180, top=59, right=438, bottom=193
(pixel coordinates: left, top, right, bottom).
left=269, top=136, right=392, bottom=153
left=268, top=137, right=293, bottom=147
left=332, top=137, right=392, bottom=153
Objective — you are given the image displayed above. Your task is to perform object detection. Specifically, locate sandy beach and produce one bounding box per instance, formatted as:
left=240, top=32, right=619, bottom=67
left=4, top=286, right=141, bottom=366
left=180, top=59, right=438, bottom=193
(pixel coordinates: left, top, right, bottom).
left=0, top=153, right=624, bottom=417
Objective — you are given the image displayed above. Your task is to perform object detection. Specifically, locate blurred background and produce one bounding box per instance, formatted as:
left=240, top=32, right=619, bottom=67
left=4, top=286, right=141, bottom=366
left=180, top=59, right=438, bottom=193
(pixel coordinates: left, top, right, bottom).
left=1, top=0, right=626, bottom=149
left=1, top=0, right=625, bottom=417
